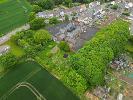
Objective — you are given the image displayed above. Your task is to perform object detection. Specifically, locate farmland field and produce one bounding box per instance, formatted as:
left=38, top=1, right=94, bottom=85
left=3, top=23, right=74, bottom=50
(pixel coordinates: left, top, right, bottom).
left=0, top=61, right=79, bottom=100
left=0, top=0, right=31, bottom=36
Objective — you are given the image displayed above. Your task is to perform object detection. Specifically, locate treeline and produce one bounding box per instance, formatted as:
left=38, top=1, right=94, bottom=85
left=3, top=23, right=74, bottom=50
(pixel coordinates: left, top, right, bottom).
left=69, top=20, right=130, bottom=87
left=0, top=52, right=17, bottom=72
left=28, top=0, right=113, bottom=9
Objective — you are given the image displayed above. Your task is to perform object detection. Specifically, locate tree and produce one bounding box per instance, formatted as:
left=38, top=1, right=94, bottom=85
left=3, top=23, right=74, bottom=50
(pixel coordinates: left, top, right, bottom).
left=111, top=4, right=118, bottom=10
left=0, top=52, right=17, bottom=70
left=61, top=68, right=87, bottom=95
left=32, top=5, right=42, bottom=13
left=29, top=18, right=45, bottom=30
left=39, top=0, right=55, bottom=10
left=65, top=14, right=69, bottom=21
left=28, top=12, right=36, bottom=22
left=49, top=17, right=60, bottom=25
left=70, top=20, right=130, bottom=87
left=64, top=0, right=72, bottom=7
left=53, top=0, right=63, bottom=5
left=34, top=29, right=51, bottom=45
left=58, top=41, right=70, bottom=52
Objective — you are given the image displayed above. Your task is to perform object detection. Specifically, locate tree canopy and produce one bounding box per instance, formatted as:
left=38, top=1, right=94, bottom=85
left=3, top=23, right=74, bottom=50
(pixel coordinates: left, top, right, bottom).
left=69, top=20, right=130, bottom=87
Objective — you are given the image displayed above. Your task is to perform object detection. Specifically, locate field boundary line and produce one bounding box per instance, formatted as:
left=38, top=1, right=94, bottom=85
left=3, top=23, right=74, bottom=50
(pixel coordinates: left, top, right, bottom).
left=7, top=82, right=46, bottom=100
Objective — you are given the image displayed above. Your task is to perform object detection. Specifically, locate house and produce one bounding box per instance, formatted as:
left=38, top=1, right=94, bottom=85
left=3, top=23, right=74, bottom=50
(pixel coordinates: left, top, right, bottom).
left=117, top=93, right=123, bottom=100
left=0, top=45, right=10, bottom=56
left=89, top=1, right=100, bottom=8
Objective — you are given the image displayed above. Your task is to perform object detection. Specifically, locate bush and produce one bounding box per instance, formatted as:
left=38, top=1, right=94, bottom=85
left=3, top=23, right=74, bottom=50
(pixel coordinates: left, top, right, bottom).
left=49, top=17, right=60, bottom=25
left=34, top=29, right=51, bottom=45
left=29, top=18, right=45, bottom=30
left=0, top=52, right=17, bottom=70
left=46, top=52, right=53, bottom=58
left=122, top=12, right=130, bottom=16
left=58, top=41, right=70, bottom=52
left=111, top=4, right=118, bottom=10
left=28, top=12, right=36, bottom=22
left=32, top=5, right=42, bottom=13
left=63, top=0, right=72, bottom=7
left=65, top=14, right=69, bottom=21
left=38, top=0, right=55, bottom=10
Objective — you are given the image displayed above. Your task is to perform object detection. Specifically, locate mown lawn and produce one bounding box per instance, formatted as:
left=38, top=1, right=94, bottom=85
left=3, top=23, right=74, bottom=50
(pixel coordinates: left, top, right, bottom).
left=0, top=0, right=31, bottom=36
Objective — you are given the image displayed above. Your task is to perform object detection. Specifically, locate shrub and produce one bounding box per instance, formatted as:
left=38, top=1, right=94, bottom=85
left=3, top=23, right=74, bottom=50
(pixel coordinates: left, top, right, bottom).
left=29, top=18, right=45, bottom=30
left=32, top=5, right=42, bottom=13
left=58, top=41, right=70, bottom=52
left=0, top=52, right=17, bottom=70
left=34, top=29, right=51, bottom=45
left=122, top=12, right=130, bottom=16
left=111, top=4, right=118, bottom=10
left=49, top=17, right=60, bottom=25
left=28, top=12, right=36, bottom=22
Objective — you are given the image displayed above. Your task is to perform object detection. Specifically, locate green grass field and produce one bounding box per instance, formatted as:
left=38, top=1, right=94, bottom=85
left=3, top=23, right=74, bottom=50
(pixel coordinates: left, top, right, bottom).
left=0, top=0, right=31, bottom=36
left=0, top=61, right=79, bottom=100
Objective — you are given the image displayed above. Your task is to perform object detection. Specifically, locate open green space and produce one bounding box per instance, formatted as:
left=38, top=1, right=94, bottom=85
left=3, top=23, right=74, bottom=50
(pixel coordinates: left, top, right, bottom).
left=4, top=40, right=25, bottom=57
left=0, top=61, right=79, bottom=100
left=0, top=0, right=31, bottom=36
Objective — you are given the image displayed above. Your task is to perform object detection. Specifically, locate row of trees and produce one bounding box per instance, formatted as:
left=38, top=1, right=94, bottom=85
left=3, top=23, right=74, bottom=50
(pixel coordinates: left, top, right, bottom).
left=69, top=20, right=130, bottom=87
left=28, top=0, right=113, bottom=9
left=28, top=12, right=60, bottom=30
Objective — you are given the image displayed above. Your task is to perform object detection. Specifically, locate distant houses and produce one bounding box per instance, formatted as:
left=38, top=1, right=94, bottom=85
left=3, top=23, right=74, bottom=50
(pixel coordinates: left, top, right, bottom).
left=38, top=1, right=132, bottom=50
left=37, top=1, right=103, bottom=23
